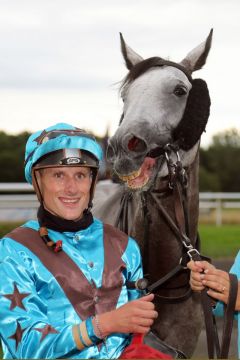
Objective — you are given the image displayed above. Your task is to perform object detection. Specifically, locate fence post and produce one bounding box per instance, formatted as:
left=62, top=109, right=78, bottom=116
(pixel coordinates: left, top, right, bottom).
left=215, top=199, right=222, bottom=226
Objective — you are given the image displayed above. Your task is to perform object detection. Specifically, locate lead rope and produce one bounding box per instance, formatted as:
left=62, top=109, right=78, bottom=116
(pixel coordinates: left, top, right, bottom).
left=164, top=145, right=238, bottom=359
left=141, top=192, right=151, bottom=272
left=165, top=147, right=217, bottom=358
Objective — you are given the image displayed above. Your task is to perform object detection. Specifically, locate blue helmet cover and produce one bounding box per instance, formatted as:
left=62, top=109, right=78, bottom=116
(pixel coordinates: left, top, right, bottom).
left=25, top=123, right=103, bottom=184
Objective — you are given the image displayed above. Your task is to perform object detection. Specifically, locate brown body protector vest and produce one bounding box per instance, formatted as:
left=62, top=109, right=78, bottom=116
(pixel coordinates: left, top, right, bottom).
left=5, top=223, right=129, bottom=319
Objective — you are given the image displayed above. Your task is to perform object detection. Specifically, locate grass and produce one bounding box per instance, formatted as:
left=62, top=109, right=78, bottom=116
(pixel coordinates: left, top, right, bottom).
left=0, top=222, right=22, bottom=238
left=199, top=224, right=240, bottom=259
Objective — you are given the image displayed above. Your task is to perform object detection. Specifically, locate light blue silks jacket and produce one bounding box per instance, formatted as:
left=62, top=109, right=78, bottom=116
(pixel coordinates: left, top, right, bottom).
left=0, top=218, right=143, bottom=359
left=214, top=250, right=240, bottom=358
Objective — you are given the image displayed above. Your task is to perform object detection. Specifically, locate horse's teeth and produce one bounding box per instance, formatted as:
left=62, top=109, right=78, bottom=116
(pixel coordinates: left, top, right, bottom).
left=118, top=168, right=141, bottom=181
left=127, top=176, right=149, bottom=189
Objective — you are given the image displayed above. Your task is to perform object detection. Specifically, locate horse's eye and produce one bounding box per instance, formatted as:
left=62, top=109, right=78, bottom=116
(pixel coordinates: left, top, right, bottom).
left=174, top=86, right=187, bottom=97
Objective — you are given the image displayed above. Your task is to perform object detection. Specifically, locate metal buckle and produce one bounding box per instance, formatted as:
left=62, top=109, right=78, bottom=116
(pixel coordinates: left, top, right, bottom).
left=179, top=257, right=188, bottom=269
left=181, top=234, right=193, bottom=250
left=187, top=248, right=200, bottom=260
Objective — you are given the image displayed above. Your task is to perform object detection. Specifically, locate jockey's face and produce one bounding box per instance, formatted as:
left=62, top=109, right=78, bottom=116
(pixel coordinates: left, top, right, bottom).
left=36, top=166, right=92, bottom=220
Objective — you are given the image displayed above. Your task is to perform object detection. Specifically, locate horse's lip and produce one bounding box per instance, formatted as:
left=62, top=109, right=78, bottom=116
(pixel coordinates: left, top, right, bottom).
left=117, top=157, right=156, bottom=188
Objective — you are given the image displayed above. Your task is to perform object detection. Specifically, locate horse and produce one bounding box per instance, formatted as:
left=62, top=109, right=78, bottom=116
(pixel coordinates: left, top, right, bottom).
left=93, top=30, right=213, bottom=357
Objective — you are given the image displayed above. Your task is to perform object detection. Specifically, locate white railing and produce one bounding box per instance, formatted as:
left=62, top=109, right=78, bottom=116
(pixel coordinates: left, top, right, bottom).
left=0, top=183, right=37, bottom=208
left=0, top=183, right=240, bottom=224
left=199, top=192, right=240, bottom=226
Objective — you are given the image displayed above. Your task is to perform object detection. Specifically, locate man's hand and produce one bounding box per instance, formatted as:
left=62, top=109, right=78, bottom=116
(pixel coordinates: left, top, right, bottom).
left=97, top=293, right=158, bottom=337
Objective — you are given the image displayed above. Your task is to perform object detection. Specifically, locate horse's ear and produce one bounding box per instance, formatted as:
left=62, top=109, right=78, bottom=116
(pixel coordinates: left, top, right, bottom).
left=180, top=29, right=213, bottom=73
left=120, top=33, right=144, bottom=70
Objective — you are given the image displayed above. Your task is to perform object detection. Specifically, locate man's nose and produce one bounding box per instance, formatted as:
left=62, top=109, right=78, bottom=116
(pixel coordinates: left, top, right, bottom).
left=64, top=177, right=78, bottom=194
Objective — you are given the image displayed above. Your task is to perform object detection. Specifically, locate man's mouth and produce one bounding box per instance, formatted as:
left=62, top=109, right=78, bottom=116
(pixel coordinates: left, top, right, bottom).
left=117, top=157, right=156, bottom=189
left=59, top=197, right=80, bottom=206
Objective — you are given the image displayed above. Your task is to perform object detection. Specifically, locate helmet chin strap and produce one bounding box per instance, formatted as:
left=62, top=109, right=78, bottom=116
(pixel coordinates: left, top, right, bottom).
left=32, top=173, right=62, bottom=252
left=32, top=169, right=44, bottom=204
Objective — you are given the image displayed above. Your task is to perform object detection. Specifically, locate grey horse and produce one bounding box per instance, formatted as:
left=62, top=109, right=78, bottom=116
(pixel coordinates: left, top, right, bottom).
left=93, top=30, right=212, bottom=357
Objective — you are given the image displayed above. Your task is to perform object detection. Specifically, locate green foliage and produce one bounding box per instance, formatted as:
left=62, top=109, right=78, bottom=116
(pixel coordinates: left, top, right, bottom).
left=0, top=131, right=30, bottom=182
left=200, top=128, right=240, bottom=191
left=199, top=166, right=221, bottom=191
left=0, top=127, right=239, bottom=190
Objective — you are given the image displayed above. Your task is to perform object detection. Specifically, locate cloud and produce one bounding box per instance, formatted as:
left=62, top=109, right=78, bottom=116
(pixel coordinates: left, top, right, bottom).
left=0, top=0, right=239, bottom=143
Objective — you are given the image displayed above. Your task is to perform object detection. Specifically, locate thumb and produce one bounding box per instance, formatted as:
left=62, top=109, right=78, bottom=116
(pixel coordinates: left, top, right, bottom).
left=140, top=293, right=154, bottom=302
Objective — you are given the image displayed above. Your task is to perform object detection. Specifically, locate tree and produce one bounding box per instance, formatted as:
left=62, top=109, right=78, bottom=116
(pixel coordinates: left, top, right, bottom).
left=199, top=128, right=240, bottom=192
left=0, top=131, right=30, bottom=182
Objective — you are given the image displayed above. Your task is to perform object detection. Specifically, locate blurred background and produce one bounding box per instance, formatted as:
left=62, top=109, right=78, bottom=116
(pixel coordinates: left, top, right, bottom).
left=0, top=0, right=239, bottom=142
left=0, top=1, right=240, bottom=357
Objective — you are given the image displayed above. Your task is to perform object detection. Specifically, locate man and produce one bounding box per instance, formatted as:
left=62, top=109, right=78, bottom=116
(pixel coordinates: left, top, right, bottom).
left=0, top=123, right=168, bottom=359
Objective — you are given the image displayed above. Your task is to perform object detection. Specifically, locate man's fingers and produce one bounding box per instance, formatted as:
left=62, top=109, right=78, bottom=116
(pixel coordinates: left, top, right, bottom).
left=138, top=309, right=158, bottom=319
left=135, top=295, right=155, bottom=310
left=132, top=316, right=155, bottom=327
left=134, top=325, right=151, bottom=334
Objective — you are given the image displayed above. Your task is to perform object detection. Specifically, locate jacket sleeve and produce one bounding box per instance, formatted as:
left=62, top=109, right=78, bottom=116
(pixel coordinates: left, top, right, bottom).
left=213, top=251, right=240, bottom=319
left=0, top=238, right=86, bottom=359
left=123, top=236, right=144, bottom=301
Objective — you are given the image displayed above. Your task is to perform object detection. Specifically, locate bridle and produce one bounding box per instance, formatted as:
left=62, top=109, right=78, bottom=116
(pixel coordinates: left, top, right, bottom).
left=115, top=143, right=198, bottom=300
left=114, top=144, right=238, bottom=359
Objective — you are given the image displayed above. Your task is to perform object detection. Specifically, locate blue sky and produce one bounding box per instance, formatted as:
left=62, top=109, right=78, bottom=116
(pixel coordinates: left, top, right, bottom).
left=0, top=0, right=239, bottom=146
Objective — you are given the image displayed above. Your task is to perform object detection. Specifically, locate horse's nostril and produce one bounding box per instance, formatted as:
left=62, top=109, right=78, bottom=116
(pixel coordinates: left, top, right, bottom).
left=128, top=136, right=147, bottom=153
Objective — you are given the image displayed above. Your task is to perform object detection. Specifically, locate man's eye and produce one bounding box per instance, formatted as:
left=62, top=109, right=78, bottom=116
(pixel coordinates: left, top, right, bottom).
left=77, top=173, right=87, bottom=179
left=54, top=172, right=63, bottom=178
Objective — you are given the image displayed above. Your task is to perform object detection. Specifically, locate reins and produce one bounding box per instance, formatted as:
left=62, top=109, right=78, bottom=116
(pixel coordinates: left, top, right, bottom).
left=114, top=144, right=238, bottom=359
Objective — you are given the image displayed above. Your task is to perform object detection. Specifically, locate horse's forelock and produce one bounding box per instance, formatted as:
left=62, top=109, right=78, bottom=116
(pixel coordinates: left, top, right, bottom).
left=120, top=56, right=192, bottom=91
left=121, top=57, right=164, bottom=89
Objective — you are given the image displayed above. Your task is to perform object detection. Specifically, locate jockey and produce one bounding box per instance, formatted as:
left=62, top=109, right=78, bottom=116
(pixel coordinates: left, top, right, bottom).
left=0, top=122, right=170, bottom=359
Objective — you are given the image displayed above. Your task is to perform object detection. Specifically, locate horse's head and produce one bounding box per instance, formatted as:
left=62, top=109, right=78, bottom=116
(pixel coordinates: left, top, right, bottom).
left=107, top=30, right=212, bottom=190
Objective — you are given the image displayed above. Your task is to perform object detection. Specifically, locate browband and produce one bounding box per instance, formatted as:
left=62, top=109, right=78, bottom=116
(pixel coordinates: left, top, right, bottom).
left=152, top=59, right=192, bottom=83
